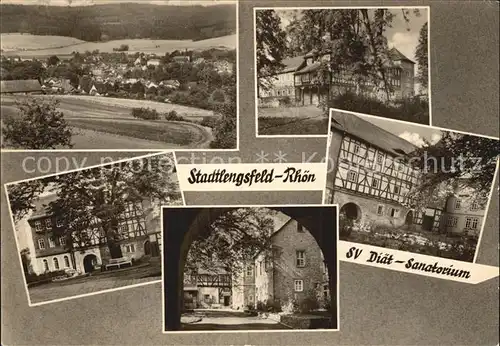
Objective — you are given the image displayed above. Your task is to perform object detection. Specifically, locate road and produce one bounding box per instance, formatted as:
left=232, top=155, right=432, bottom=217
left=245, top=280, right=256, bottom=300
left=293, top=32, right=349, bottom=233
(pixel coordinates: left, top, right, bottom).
left=1, top=95, right=215, bottom=150
left=181, top=309, right=291, bottom=331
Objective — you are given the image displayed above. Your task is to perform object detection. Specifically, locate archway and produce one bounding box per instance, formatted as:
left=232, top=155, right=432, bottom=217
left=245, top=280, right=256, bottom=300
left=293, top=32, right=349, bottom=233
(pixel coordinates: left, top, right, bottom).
left=405, top=210, right=414, bottom=225
left=83, top=254, right=97, bottom=273
left=340, top=202, right=361, bottom=221
left=144, top=240, right=151, bottom=256
left=162, top=206, right=338, bottom=331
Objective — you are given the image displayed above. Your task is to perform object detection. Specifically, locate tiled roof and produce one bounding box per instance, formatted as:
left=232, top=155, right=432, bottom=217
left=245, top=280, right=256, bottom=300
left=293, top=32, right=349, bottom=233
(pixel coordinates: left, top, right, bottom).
left=280, top=55, right=305, bottom=73
left=388, top=47, right=415, bottom=64
left=1, top=79, right=42, bottom=93
left=330, top=110, right=417, bottom=156
left=295, top=61, right=321, bottom=75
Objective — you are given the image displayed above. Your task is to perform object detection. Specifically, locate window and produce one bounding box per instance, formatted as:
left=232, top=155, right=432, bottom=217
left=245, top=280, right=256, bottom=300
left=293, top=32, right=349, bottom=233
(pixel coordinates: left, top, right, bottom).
left=297, top=223, right=304, bottom=232
left=59, top=236, right=66, bottom=246
left=394, top=185, right=400, bottom=194
left=447, top=216, right=458, bottom=227
left=296, top=250, right=306, bottom=267
left=471, top=218, right=479, bottom=229
left=45, top=219, right=52, bottom=229
left=38, top=238, right=46, bottom=250
left=465, top=217, right=472, bottom=228
left=390, top=208, right=400, bottom=218
left=48, top=236, right=56, bottom=248
left=56, top=218, right=63, bottom=227
left=53, top=257, right=59, bottom=270
left=43, top=259, right=49, bottom=271
left=125, top=244, right=136, bottom=253
left=470, top=202, right=480, bottom=211
left=371, top=178, right=379, bottom=188
left=249, top=295, right=254, bottom=302
left=454, top=199, right=461, bottom=209
left=294, top=280, right=304, bottom=292
left=353, top=144, right=360, bottom=154
left=246, top=266, right=253, bottom=276
left=120, top=224, right=129, bottom=233
left=347, top=171, right=357, bottom=182
left=376, top=153, right=384, bottom=164
left=377, top=205, right=384, bottom=216
left=64, top=255, right=70, bottom=268
left=34, top=221, right=42, bottom=232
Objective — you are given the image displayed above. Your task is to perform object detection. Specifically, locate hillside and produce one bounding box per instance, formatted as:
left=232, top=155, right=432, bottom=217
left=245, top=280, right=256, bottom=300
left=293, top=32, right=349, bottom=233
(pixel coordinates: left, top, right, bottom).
left=0, top=3, right=236, bottom=42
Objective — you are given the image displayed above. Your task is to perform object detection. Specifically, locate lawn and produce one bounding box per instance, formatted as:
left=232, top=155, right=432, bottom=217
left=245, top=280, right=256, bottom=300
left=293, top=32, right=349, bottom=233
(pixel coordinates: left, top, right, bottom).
left=68, top=117, right=210, bottom=146
left=1, top=33, right=84, bottom=51
left=258, top=105, right=329, bottom=135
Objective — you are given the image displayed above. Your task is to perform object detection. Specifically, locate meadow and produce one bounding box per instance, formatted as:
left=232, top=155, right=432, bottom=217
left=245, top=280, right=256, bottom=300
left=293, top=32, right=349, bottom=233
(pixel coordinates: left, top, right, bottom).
left=0, top=33, right=236, bottom=57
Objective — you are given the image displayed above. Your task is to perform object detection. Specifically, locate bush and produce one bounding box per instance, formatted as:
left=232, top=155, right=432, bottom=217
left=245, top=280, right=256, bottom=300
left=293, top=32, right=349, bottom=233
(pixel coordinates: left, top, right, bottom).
left=26, top=270, right=68, bottom=284
left=113, top=44, right=129, bottom=52
left=265, top=298, right=282, bottom=313
left=164, top=110, right=185, bottom=121
left=200, top=116, right=219, bottom=128
left=326, top=91, right=429, bottom=124
left=279, top=96, right=292, bottom=106
left=131, top=107, right=160, bottom=120
left=339, top=212, right=354, bottom=239
left=298, top=294, right=320, bottom=314
left=256, top=301, right=266, bottom=312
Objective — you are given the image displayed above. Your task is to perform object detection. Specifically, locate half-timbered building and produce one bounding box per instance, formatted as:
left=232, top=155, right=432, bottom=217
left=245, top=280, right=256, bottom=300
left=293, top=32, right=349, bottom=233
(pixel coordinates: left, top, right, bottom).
left=183, top=266, right=232, bottom=308
left=24, top=193, right=162, bottom=275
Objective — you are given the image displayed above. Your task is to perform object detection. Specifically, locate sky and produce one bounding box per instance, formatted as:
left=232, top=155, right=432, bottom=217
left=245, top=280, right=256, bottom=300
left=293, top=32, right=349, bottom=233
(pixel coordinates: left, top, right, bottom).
left=359, top=114, right=442, bottom=148
left=0, top=0, right=235, bottom=6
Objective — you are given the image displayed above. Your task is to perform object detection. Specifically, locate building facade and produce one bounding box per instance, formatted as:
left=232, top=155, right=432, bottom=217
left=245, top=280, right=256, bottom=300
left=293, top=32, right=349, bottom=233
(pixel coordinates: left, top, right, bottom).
left=325, top=111, right=487, bottom=237
left=184, top=267, right=232, bottom=309
left=25, top=193, right=162, bottom=276
left=259, top=47, right=415, bottom=106
left=253, top=219, right=328, bottom=307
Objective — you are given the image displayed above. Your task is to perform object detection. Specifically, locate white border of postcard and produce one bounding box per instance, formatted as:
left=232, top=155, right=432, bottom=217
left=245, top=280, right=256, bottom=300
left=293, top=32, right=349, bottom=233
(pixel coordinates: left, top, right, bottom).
left=3, top=151, right=182, bottom=307
left=1, top=1, right=239, bottom=153
left=254, top=6, right=432, bottom=138
left=323, top=107, right=499, bottom=283
left=161, top=204, right=340, bottom=334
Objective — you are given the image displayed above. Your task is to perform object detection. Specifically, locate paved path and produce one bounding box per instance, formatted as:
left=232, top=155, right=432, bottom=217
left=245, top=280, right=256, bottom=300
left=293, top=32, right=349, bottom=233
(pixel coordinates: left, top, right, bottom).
left=181, top=309, right=291, bottom=331
left=28, top=265, right=161, bottom=304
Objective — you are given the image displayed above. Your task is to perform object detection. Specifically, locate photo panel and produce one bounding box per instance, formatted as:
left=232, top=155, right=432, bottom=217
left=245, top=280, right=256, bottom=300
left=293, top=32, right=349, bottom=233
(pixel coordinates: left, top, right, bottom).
left=3, top=152, right=182, bottom=306
left=1, top=0, right=238, bottom=151
left=255, top=6, right=431, bottom=137
left=324, top=108, right=499, bottom=276
left=161, top=205, right=339, bottom=333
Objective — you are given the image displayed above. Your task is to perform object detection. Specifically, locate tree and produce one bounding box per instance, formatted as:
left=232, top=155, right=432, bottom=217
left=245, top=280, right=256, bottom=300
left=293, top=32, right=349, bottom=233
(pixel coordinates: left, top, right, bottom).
left=47, top=55, right=60, bottom=66
left=407, top=131, right=499, bottom=209
left=2, top=98, right=73, bottom=149
left=46, top=154, right=182, bottom=258
left=255, top=9, right=287, bottom=95
left=185, top=208, right=278, bottom=274
left=6, top=180, right=48, bottom=223
left=415, top=22, right=428, bottom=94
left=210, top=77, right=236, bottom=149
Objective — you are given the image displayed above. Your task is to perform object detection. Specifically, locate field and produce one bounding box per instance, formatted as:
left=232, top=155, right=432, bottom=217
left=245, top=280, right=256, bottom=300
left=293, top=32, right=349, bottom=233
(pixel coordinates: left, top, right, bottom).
left=1, top=95, right=214, bottom=149
left=0, top=33, right=236, bottom=57
left=258, top=105, right=329, bottom=135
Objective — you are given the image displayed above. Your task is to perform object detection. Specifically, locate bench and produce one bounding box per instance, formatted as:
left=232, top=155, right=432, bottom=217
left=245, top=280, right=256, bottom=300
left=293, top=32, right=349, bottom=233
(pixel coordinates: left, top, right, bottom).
left=105, top=257, right=133, bottom=270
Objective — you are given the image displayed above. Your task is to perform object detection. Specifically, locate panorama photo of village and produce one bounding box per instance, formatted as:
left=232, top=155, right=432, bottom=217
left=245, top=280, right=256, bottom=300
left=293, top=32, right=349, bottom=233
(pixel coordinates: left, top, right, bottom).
left=255, top=7, right=430, bottom=136
left=0, top=0, right=237, bottom=150
left=325, top=109, right=499, bottom=263
left=162, top=206, right=338, bottom=331
left=5, top=152, right=182, bottom=305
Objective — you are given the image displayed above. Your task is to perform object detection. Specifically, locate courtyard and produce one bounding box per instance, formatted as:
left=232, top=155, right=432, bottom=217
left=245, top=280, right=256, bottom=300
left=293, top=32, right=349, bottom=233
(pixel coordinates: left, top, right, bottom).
left=28, top=261, right=161, bottom=304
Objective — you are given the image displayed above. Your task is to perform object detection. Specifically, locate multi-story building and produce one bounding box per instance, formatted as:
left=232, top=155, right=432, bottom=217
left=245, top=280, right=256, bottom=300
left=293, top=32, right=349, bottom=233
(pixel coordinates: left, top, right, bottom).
left=442, top=185, right=487, bottom=237
left=252, top=219, right=328, bottom=307
left=259, top=47, right=415, bottom=106
left=184, top=266, right=232, bottom=308
left=231, top=263, right=255, bottom=310
left=325, top=111, right=488, bottom=237
left=22, top=193, right=163, bottom=275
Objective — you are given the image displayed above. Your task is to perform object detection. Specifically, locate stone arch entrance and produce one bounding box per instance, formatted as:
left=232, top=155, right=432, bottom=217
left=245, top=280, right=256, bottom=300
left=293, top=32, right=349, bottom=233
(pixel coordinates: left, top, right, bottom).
left=144, top=240, right=151, bottom=256
left=83, top=254, right=97, bottom=273
left=340, top=202, right=361, bottom=221
left=162, top=206, right=338, bottom=331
